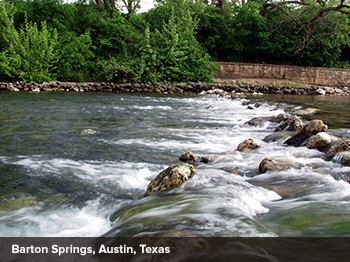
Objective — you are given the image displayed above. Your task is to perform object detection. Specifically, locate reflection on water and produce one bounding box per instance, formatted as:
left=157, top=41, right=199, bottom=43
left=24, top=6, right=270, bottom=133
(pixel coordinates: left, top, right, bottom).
left=0, top=92, right=349, bottom=237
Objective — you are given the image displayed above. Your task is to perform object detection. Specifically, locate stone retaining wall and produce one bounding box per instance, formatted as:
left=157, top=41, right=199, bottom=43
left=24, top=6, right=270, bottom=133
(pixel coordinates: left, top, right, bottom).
left=215, top=62, right=350, bottom=87
left=1, top=81, right=349, bottom=96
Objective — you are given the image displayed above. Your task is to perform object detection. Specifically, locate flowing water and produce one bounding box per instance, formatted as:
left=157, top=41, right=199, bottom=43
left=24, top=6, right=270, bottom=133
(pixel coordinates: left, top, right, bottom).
left=0, top=92, right=349, bottom=237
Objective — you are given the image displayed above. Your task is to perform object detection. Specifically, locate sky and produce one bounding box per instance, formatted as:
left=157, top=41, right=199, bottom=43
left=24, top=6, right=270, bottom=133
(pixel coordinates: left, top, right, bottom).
left=138, top=0, right=155, bottom=13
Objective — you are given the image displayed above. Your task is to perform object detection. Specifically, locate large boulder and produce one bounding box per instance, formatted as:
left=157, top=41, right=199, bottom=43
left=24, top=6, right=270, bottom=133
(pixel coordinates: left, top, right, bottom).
left=259, top=157, right=297, bottom=173
left=326, top=140, right=350, bottom=155
left=284, top=120, right=328, bottom=146
left=306, top=132, right=333, bottom=151
left=274, top=116, right=304, bottom=132
left=236, top=138, right=261, bottom=152
left=144, top=163, right=196, bottom=197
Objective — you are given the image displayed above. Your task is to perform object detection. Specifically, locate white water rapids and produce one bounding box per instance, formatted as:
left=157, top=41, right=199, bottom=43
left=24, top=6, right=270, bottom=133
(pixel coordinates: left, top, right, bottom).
left=0, top=92, right=349, bottom=237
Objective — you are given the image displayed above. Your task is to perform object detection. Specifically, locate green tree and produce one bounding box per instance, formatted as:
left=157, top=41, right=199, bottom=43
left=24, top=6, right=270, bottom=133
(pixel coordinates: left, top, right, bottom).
left=0, top=1, right=19, bottom=80
left=56, top=31, right=95, bottom=82
left=138, top=0, right=214, bottom=83
left=261, top=0, right=350, bottom=67
left=15, top=20, right=58, bottom=82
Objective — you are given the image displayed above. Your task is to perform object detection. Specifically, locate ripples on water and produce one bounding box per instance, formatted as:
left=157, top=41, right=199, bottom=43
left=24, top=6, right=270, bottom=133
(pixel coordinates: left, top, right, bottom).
left=0, top=92, right=349, bottom=237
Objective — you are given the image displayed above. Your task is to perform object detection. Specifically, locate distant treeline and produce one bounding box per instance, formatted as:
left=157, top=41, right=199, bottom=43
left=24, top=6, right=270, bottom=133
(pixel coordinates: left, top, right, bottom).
left=1, top=0, right=349, bottom=83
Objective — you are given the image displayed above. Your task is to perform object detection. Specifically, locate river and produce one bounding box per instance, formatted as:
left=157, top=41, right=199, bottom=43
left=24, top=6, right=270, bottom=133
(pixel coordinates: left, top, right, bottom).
left=0, top=92, right=349, bottom=237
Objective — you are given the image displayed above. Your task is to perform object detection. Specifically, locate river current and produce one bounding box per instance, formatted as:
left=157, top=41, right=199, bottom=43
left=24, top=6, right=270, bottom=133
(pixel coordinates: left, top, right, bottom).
left=0, top=92, right=349, bottom=237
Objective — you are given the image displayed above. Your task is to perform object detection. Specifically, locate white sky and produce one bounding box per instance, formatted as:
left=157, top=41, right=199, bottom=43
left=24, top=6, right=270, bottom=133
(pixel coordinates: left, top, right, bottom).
left=138, top=0, right=155, bottom=13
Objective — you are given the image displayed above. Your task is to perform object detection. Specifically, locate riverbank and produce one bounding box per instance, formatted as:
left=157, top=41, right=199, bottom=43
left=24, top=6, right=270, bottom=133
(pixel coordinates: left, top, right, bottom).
left=1, top=80, right=349, bottom=96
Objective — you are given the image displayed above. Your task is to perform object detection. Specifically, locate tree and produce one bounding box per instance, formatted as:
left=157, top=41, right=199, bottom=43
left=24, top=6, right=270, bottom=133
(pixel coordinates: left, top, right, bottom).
left=0, top=1, right=22, bottom=81
left=260, top=0, right=350, bottom=66
left=119, top=0, right=141, bottom=18
left=138, top=0, right=214, bottom=83
left=56, top=31, right=95, bottom=82
left=15, top=20, right=58, bottom=82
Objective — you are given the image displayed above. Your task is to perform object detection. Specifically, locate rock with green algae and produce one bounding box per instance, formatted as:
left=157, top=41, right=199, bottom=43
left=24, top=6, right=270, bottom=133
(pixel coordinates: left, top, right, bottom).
left=144, top=163, right=196, bottom=197
left=0, top=193, right=37, bottom=210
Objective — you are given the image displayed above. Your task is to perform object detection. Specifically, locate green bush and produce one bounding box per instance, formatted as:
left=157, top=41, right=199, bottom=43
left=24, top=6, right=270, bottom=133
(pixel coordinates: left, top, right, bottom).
left=56, top=31, right=95, bottom=82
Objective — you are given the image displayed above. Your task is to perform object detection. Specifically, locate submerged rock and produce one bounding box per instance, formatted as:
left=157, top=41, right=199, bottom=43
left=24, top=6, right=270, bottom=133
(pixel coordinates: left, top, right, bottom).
left=244, top=117, right=267, bottom=126
left=293, top=107, right=319, bottom=116
left=263, top=131, right=295, bottom=143
left=306, top=132, right=332, bottom=150
left=236, top=138, right=261, bottom=152
left=275, top=116, right=304, bottom=132
left=144, top=163, right=196, bottom=197
left=284, top=120, right=328, bottom=147
left=259, top=157, right=297, bottom=173
left=245, top=113, right=291, bottom=127
left=0, top=193, right=37, bottom=210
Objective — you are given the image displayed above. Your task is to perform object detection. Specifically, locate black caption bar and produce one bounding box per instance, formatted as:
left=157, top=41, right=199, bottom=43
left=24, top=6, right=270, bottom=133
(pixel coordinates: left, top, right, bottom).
left=1, top=237, right=350, bottom=262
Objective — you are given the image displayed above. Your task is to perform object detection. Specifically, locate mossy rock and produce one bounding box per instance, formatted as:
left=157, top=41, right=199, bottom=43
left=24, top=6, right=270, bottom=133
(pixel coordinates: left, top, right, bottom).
left=144, top=163, right=196, bottom=197
left=0, top=193, right=37, bottom=210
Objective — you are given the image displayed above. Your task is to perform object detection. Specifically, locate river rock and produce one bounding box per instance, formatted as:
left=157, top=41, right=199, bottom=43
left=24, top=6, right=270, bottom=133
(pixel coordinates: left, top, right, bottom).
left=179, top=152, right=211, bottom=163
left=244, top=117, right=267, bottom=126
left=80, top=128, right=97, bottom=135
left=270, top=113, right=291, bottom=123
left=236, top=138, right=261, bottom=152
left=259, top=157, right=297, bottom=173
left=315, top=88, right=326, bottom=96
left=7, top=83, right=19, bottom=92
left=275, top=116, right=304, bottom=132
left=334, top=151, right=350, bottom=166
left=293, top=107, right=319, bottom=116
left=144, top=163, right=196, bottom=197
left=179, top=152, right=201, bottom=163
left=284, top=120, right=328, bottom=146
left=306, top=132, right=332, bottom=150
left=326, top=140, right=350, bottom=155
left=263, top=131, right=295, bottom=143
left=0, top=193, right=37, bottom=210
left=245, top=113, right=291, bottom=127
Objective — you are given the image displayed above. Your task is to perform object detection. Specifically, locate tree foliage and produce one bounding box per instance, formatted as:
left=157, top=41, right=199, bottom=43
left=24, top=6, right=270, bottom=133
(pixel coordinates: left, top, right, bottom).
left=0, top=0, right=349, bottom=83
left=138, top=1, right=214, bottom=83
